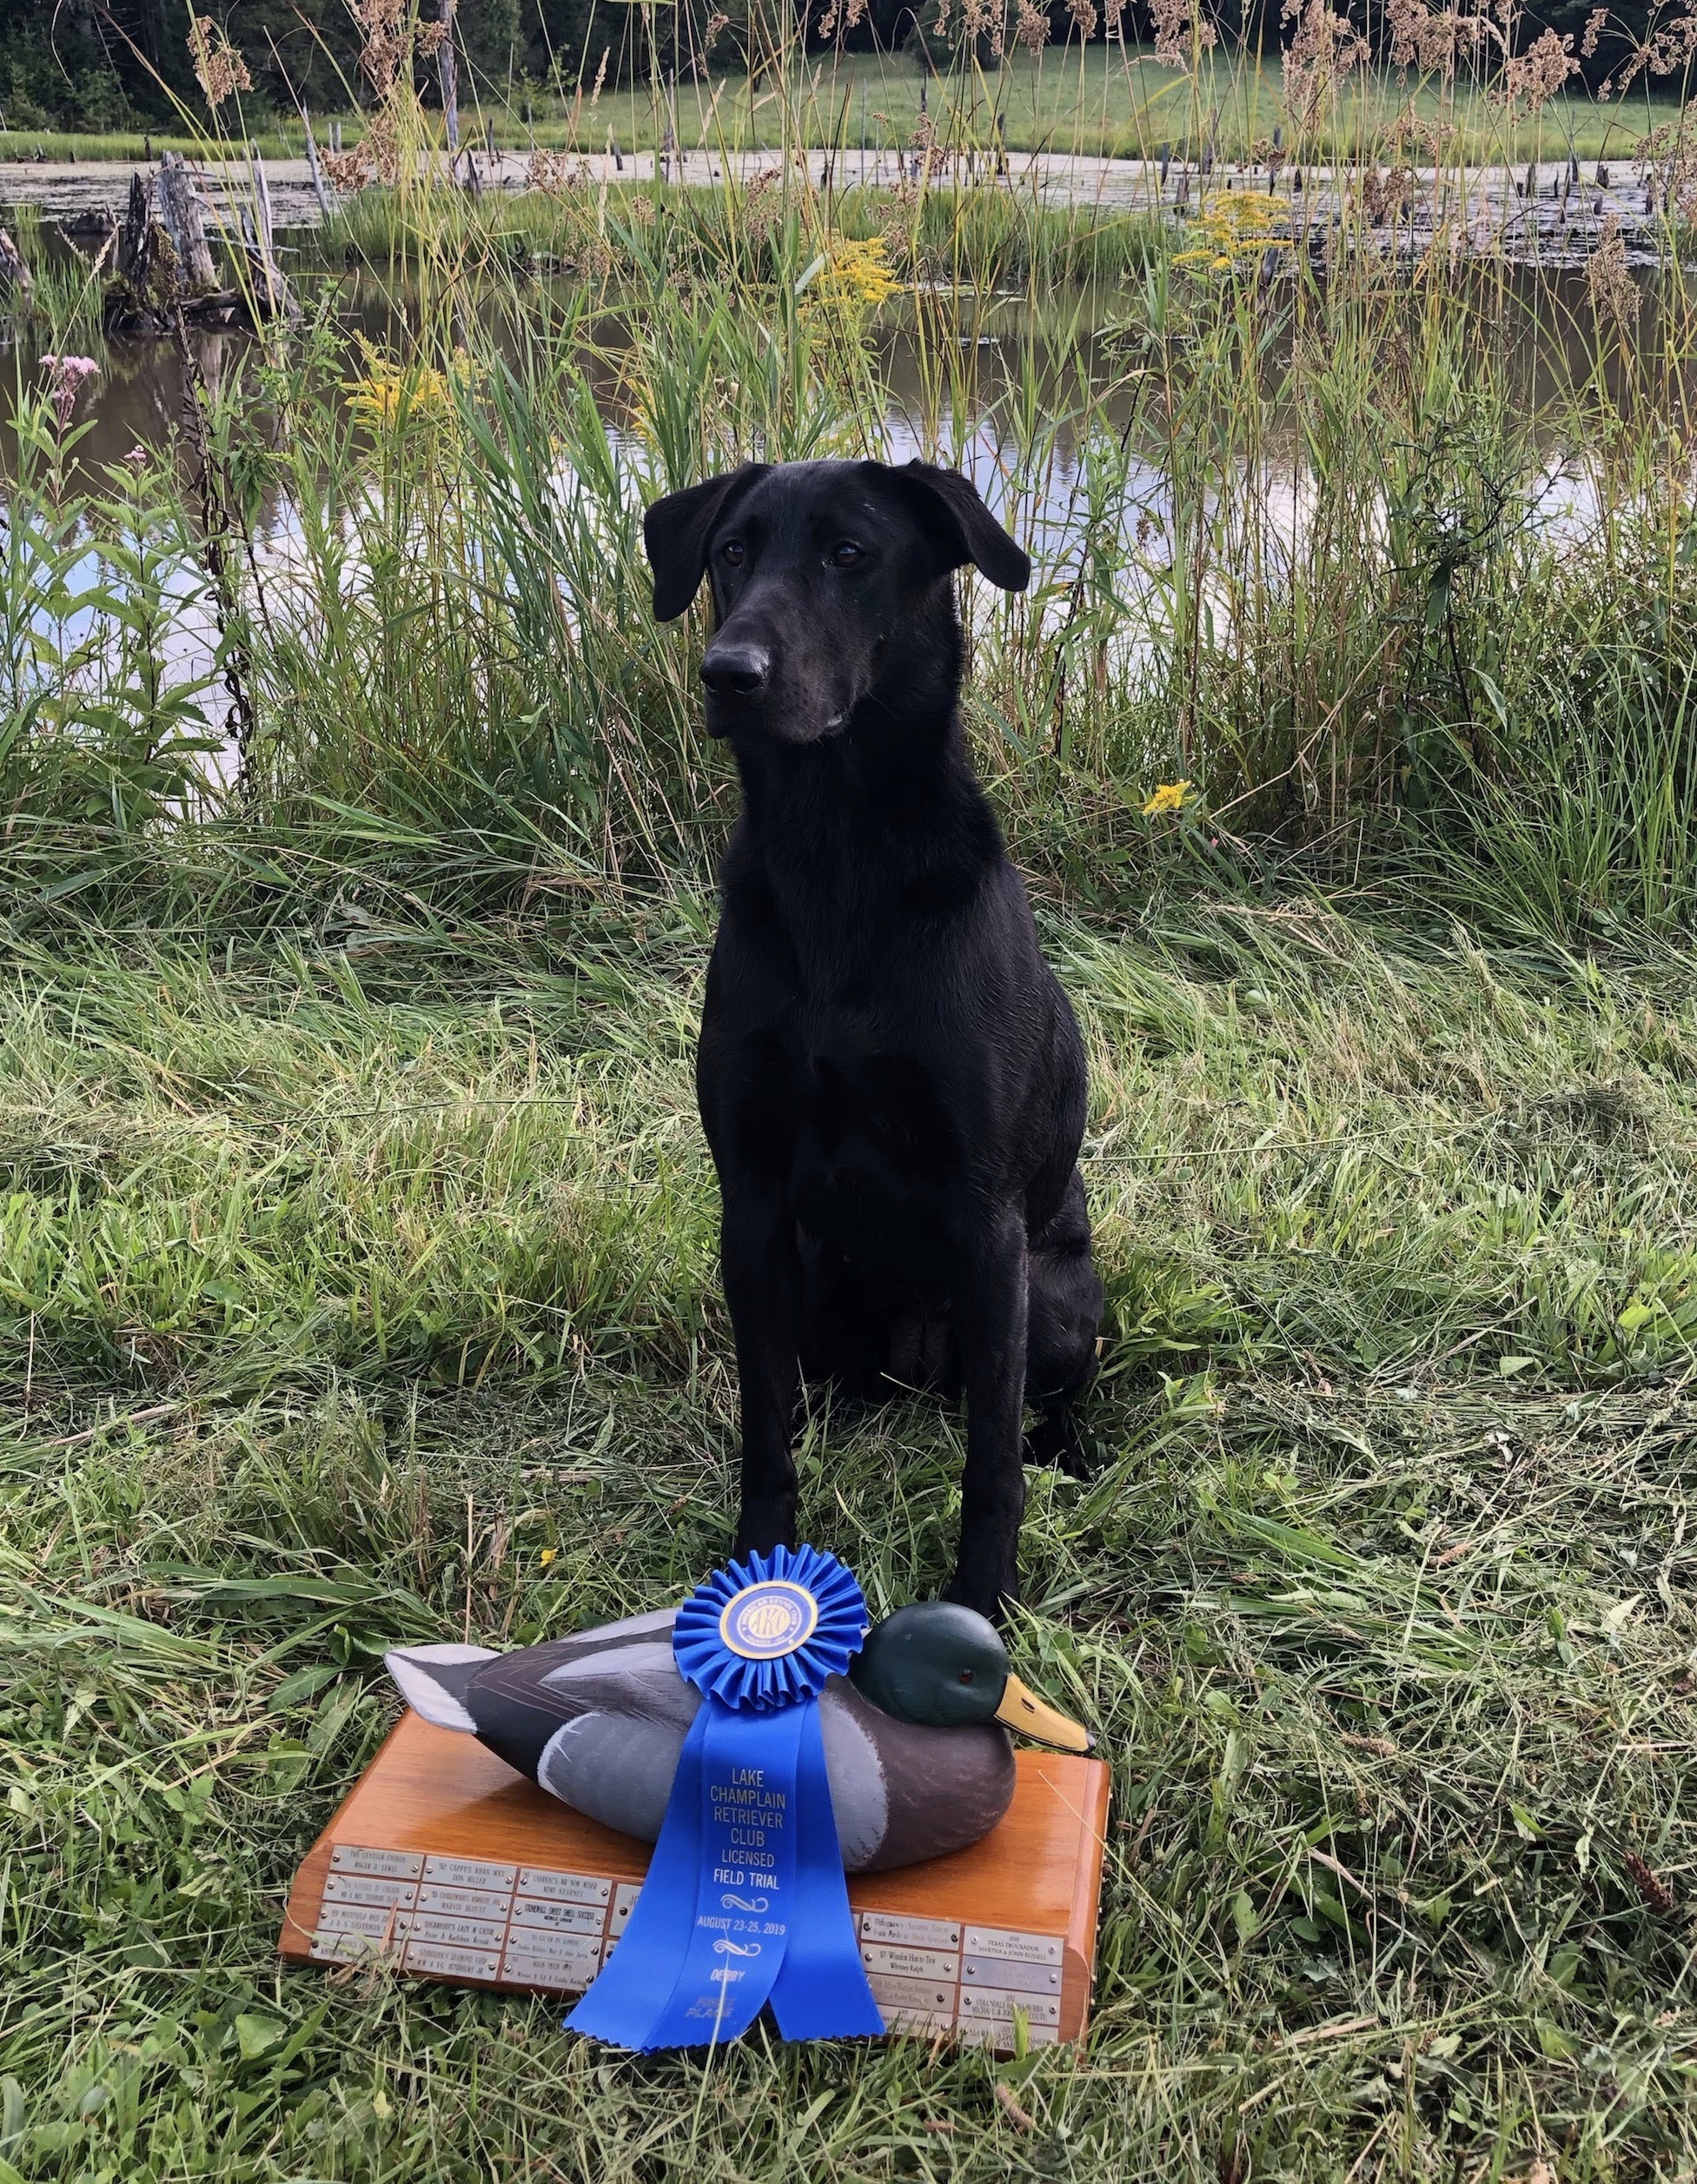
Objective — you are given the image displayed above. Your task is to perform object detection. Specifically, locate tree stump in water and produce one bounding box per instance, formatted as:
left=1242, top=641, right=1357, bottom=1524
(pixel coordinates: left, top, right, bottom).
left=0, top=226, right=32, bottom=306
left=104, top=157, right=294, bottom=335
left=156, top=150, right=217, bottom=289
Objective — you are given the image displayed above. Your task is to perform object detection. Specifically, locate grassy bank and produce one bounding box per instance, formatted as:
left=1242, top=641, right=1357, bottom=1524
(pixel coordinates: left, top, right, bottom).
left=315, top=174, right=1168, bottom=286
left=6, top=898, right=1697, bottom=2180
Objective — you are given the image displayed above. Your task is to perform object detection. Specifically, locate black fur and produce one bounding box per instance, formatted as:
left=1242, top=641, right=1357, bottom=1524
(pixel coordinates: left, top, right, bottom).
left=644, top=457, right=1102, bottom=1617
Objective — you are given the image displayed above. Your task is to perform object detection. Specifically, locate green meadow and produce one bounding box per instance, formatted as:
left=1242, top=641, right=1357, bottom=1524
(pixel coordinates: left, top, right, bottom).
left=1, top=49, right=1685, bottom=167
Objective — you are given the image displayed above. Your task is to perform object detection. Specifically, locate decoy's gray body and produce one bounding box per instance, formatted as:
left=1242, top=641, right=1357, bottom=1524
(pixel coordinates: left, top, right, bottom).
left=387, top=1605, right=1019, bottom=1872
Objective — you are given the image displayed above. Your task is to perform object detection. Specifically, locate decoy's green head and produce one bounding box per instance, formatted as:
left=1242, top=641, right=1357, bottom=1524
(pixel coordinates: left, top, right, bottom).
left=849, top=1603, right=1093, bottom=1753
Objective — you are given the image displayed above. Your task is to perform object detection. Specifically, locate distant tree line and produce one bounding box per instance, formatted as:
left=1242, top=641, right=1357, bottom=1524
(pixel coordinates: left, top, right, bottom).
left=0, top=0, right=1682, bottom=134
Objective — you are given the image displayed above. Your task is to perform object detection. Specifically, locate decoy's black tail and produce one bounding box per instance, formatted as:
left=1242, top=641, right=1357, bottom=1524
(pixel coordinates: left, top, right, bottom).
left=385, top=1643, right=499, bottom=1731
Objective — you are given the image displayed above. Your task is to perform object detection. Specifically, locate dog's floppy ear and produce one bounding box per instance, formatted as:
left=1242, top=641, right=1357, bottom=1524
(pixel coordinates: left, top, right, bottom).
left=894, top=461, right=1031, bottom=593
left=643, top=463, right=770, bottom=621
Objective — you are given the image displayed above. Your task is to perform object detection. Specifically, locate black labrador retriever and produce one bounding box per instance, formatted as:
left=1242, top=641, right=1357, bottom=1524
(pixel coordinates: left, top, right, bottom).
left=644, top=457, right=1102, bottom=1616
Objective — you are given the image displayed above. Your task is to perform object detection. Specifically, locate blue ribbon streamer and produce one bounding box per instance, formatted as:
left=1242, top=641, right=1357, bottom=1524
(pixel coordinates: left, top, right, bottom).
left=567, top=1545, right=885, bottom=2053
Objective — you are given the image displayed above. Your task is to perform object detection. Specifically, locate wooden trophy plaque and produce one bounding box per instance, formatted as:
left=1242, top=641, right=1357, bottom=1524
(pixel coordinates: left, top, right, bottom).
left=281, top=1712, right=1110, bottom=2052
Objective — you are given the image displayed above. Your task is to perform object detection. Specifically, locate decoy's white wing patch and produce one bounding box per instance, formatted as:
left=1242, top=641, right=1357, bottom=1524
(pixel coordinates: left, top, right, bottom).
left=819, top=1687, right=889, bottom=1872
left=384, top=1643, right=498, bottom=1732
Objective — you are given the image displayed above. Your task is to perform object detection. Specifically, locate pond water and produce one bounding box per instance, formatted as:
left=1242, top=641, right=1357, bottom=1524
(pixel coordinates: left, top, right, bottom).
left=0, top=225, right=1681, bottom=485
left=0, top=232, right=1684, bottom=785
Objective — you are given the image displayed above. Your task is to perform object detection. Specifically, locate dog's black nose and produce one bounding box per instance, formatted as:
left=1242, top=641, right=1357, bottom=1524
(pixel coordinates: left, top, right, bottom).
left=701, top=641, right=772, bottom=699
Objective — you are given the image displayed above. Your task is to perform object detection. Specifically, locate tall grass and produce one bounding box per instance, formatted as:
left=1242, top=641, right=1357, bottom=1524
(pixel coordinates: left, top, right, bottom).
left=8, top=181, right=1697, bottom=939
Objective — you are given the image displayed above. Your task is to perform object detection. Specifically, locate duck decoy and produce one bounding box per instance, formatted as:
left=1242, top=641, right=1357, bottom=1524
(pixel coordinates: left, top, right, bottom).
left=387, top=1599, right=1091, bottom=1873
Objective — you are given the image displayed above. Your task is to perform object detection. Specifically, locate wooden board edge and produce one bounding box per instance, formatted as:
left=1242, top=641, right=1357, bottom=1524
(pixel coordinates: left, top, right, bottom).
left=1060, top=1757, right=1112, bottom=2045
left=278, top=1842, right=329, bottom=1963
left=278, top=1715, right=415, bottom=1964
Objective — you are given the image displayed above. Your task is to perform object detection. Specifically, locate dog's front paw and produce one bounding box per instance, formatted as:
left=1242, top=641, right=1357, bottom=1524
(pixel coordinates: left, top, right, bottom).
left=732, top=1504, right=799, bottom=1560
left=943, top=1565, right=1019, bottom=1625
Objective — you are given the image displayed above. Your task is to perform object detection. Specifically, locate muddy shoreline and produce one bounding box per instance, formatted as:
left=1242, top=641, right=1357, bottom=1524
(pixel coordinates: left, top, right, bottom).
left=0, top=148, right=1674, bottom=266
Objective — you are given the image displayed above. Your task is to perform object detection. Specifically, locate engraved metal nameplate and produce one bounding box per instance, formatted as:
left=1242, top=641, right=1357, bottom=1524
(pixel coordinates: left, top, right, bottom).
left=964, top=1925, right=1063, bottom=1964
left=329, top=1846, right=424, bottom=1880
left=861, top=1942, right=962, bottom=1982
left=305, top=1855, right=1076, bottom=2043
left=858, top=1912, right=962, bottom=1950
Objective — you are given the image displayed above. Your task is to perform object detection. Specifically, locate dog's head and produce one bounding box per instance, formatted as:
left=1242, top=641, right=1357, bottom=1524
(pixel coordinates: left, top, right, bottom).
left=642, top=458, right=1030, bottom=744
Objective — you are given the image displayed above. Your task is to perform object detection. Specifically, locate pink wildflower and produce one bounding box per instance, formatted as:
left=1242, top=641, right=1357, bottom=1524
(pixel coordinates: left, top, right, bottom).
left=39, top=353, right=100, bottom=429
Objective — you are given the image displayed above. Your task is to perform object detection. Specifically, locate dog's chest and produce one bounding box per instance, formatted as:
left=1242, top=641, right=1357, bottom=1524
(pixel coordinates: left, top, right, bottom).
left=786, top=1034, right=958, bottom=1259
left=719, top=992, right=961, bottom=1255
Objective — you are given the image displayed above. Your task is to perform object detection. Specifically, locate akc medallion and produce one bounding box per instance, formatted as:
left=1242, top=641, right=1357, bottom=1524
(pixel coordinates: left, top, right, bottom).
left=719, top=1579, right=819, bottom=1659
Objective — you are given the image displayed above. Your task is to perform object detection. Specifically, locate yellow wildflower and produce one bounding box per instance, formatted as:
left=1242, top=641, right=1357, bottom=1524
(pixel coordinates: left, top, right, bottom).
left=1173, top=191, right=1286, bottom=277
left=805, top=236, right=900, bottom=319
left=346, top=339, right=479, bottom=433
left=539, top=1547, right=559, bottom=1569
left=1142, top=780, right=1191, bottom=815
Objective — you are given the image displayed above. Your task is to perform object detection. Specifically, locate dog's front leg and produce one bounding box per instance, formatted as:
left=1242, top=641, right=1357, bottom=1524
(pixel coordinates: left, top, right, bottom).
left=947, top=1206, right=1030, bottom=1619
left=720, top=1187, right=803, bottom=1557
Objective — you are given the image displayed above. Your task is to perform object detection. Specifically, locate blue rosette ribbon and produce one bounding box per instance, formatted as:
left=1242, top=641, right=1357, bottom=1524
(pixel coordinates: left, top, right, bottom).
left=566, top=1543, right=886, bottom=2051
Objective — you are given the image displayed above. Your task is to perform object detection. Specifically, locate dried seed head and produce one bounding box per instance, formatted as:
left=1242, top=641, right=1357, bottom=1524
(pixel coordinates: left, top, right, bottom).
left=187, top=20, right=253, bottom=109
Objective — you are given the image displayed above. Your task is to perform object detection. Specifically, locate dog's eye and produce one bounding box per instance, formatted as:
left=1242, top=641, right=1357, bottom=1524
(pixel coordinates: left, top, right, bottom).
left=721, top=541, right=745, bottom=567
left=958, top=1669, right=974, bottom=1683
left=828, top=542, right=864, bottom=568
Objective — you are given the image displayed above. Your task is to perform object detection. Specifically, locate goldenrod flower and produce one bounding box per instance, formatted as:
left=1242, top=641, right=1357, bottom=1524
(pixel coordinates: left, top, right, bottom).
left=1174, top=192, right=1286, bottom=278
left=804, top=236, right=901, bottom=325
left=1142, top=780, right=1191, bottom=815
left=346, top=339, right=480, bottom=433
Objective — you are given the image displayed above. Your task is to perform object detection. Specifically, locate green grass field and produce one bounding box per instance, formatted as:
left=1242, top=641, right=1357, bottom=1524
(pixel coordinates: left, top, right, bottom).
left=0, top=52, right=1683, bottom=171
left=534, top=51, right=1684, bottom=163
left=7, top=893, right=1697, bottom=2179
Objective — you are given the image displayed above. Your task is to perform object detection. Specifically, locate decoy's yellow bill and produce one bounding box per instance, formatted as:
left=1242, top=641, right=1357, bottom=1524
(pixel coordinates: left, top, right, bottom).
left=993, top=1676, right=1094, bottom=1753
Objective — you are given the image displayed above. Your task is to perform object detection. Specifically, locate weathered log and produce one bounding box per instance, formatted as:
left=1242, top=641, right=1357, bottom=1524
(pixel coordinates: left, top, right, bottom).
left=0, top=225, right=32, bottom=305
left=301, top=106, right=332, bottom=218
left=156, top=150, right=216, bottom=290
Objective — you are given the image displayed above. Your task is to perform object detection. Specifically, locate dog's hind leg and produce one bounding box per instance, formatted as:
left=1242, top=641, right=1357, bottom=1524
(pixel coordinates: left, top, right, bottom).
left=1024, top=1167, right=1103, bottom=1480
